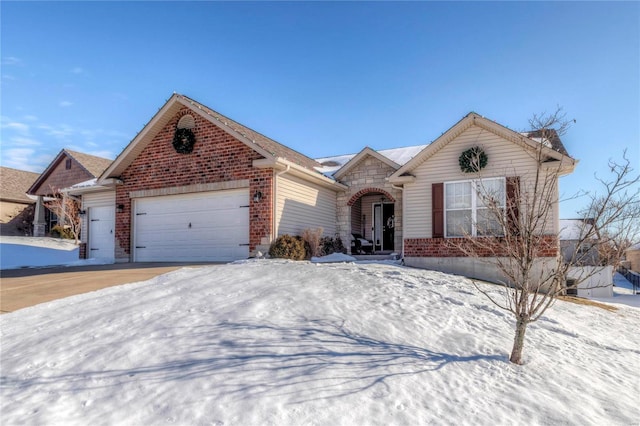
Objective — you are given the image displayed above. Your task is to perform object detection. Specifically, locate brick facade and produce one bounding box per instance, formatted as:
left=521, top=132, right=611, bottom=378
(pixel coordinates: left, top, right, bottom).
left=115, top=108, right=273, bottom=260
left=404, top=235, right=559, bottom=258
left=30, top=156, right=94, bottom=197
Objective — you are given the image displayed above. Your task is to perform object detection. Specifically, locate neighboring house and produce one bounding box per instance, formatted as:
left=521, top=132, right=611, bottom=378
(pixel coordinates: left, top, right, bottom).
left=69, top=93, right=577, bottom=284
left=559, top=218, right=599, bottom=265
left=0, top=167, right=39, bottom=236
left=559, top=218, right=613, bottom=298
left=626, top=243, right=640, bottom=273
left=27, top=149, right=113, bottom=237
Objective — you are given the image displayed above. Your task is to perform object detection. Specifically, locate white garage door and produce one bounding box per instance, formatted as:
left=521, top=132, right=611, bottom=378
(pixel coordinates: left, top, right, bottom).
left=133, top=189, right=249, bottom=262
left=88, top=206, right=115, bottom=261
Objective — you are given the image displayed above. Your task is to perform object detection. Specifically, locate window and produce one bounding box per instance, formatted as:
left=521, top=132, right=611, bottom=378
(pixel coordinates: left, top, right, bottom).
left=65, top=158, right=72, bottom=170
left=445, top=178, right=505, bottom=237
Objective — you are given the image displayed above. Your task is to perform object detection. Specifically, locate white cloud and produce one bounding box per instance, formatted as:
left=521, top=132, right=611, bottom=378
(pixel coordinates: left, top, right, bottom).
left=1, top=148, right=41, bottom=172
left=37, top=123, right=74, bottom=140
left=0, top=117, right=30, bottom=134
left=2, top=57, right=23, bottom=66
left=59, top=101, right=73, bottom=107
left=10, top=136, right=42, bottom=147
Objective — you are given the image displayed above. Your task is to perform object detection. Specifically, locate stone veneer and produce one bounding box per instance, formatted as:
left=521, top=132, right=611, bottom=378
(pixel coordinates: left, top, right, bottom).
left=336, top=156, right=403, bottom=253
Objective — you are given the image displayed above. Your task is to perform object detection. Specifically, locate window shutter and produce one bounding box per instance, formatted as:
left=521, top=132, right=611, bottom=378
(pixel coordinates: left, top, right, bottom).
left=432, top=183, right=444, bottom=238
left=506, top=176, right=520, bottom=235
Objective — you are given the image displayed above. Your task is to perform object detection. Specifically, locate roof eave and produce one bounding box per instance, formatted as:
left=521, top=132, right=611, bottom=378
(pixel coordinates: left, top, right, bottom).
left=254, top=157, right=348, bottom=191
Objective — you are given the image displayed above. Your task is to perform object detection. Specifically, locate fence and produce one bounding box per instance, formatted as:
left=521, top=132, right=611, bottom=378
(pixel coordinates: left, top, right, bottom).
left=618, top=266, right=640, bottom=294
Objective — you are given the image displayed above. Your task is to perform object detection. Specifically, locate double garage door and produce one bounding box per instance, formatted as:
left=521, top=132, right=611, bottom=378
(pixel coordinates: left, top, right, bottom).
left=133, top=189, right=250, bottom=262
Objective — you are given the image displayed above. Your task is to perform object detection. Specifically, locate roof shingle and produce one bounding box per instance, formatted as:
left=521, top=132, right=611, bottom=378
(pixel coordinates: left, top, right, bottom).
left=0, top=167, right=39, bottom=203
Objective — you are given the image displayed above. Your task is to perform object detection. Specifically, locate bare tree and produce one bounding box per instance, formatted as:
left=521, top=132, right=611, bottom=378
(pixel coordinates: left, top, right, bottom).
left=45, top=190, right=82, bottom=244
left=452, top=108, right=639, bottom=365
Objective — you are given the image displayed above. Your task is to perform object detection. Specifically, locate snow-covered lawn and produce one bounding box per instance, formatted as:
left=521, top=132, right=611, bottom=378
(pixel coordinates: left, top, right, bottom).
left=0, top=236, right=111, bottom=270
left=1, top=260, right=638, bottom=425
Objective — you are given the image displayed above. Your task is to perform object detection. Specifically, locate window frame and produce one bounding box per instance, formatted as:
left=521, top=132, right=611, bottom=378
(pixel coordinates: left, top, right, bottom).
left=444, top=177, right=506, bottom=237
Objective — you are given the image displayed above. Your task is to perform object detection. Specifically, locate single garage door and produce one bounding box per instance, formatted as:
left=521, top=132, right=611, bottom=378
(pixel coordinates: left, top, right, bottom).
left=88, top=206, right=115, bottom=261
left=133, top=189, right=250, bottom=262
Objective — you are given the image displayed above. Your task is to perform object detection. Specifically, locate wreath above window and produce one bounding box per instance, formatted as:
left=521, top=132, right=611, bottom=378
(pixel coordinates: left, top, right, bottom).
left=459, top=146, right=488, bottom=173
left=172, top=127, right=196, bottom=154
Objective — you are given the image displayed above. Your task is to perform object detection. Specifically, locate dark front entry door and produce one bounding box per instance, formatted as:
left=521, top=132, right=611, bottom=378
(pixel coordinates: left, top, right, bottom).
left=373, top=203, right=395, bottom=251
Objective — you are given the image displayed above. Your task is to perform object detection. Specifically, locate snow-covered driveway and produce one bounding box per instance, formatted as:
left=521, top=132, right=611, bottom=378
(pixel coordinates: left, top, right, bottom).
left=1, top=260, right=638, bottom=425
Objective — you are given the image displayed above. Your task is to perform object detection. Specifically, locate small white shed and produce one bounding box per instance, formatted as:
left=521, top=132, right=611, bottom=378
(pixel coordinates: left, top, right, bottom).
left=567, top=266, right=613, bottom=298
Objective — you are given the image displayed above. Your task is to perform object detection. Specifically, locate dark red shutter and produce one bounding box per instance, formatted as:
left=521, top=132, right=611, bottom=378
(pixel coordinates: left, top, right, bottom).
left=432, top=183, right=444, bottom=238
left=506, top=176, right=520, bottom=235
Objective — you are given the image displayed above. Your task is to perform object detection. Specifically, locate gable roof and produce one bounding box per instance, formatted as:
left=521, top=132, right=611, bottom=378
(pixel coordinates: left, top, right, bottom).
left=101, top=93, right=321, bottom=180
left=316, top=144, right=428, bottom=177
left=27, top=149, right=113, bottom=195
left=65, top=149, right=114, bottom=177
left=0, top=167, right=39, bottom=203
left=390, top=112, right=576, bottom=182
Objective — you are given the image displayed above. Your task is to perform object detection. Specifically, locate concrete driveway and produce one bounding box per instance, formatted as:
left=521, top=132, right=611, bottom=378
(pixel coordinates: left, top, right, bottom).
left=0, top=262, right=219, bottom=314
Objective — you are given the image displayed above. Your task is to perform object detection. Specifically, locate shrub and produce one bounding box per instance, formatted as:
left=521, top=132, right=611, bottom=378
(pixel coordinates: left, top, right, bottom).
left=301, top=228, right=323, bottom=258
left=320, top=235, right=346, bottom=256
left=269, top=234, right=306, bottom=260
left=51, top=224, right=74, bottom=240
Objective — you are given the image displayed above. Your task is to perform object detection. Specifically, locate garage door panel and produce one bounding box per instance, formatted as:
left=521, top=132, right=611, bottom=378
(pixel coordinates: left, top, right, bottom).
left=134, top=189, right=249, bottom=262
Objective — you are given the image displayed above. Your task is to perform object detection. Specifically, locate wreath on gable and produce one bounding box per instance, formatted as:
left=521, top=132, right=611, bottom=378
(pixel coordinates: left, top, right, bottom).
left=172, top=127, right=196, bottom=154
left=459, top=146, right=488, bottom=173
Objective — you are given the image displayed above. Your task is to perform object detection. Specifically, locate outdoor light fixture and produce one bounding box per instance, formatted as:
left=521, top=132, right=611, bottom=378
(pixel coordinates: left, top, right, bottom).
left=253, top=191, right=263, bottom=202
left=79, top=210, right=86, bottom=216
left=116, top=204, right=125, bottom=213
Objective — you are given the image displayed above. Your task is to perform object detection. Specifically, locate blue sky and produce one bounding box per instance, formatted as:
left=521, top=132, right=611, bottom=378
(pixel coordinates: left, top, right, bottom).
left=1, top=1, right=638, bottom=217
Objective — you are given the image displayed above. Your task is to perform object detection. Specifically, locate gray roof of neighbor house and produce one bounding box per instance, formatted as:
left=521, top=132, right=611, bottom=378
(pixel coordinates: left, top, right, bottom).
left=180, top=94, right=322, bottom=171
left=522, top=129, right=570, bottom=157
left=0, top=167, right=40, bottom=203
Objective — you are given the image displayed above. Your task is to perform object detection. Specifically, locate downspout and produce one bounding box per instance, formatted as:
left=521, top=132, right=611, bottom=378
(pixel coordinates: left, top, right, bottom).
left=391, top=183, right=405, bottom=261
left=272, top=164, right=291, bottom=242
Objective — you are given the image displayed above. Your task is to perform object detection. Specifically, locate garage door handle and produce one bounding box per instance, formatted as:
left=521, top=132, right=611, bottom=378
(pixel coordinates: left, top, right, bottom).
left=136, top=246, right=146, bottom=249
left=90, top=248, right=99, bottom=251
left=91, top=219, right=99, bottom=222
left=239, top=243, right=250, bottom=246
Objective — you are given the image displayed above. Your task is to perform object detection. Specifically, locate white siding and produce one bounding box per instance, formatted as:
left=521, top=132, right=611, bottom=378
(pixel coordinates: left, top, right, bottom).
left=275, top=174, right=337, bottom=237
left=80, top=190, right=115, bottom=244
left=404, top=124, right=559, bottom=238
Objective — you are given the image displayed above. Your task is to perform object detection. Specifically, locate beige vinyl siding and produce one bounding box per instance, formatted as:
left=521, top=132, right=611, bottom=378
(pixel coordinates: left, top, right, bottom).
left=275, top=174, right=337, bottom=237
left=404, top=124, right=559, bottom=238
left=80, top=190, right=115, bottom=243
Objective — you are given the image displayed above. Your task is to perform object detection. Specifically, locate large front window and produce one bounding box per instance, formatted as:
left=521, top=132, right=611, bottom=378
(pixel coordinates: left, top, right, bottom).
left=445, top=178, right=505, bottom=237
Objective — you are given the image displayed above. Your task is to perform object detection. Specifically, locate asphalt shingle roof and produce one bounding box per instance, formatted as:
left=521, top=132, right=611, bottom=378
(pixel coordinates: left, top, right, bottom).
left=0, top=167, right=39, bottom=203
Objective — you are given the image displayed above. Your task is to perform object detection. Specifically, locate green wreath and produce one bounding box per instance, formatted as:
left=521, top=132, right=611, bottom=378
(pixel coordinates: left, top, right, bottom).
left=459, top=146, right=488, bottom=173
left=172, top=127, right=196, bottom=154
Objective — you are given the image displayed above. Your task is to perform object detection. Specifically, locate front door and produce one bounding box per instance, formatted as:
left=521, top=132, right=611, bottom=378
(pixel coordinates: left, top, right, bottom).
left=372, top=203, right=395, bottom=252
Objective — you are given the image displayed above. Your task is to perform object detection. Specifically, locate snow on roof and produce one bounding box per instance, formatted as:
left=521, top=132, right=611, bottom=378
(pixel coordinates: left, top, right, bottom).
left=69, top=178, right=99, bottom=189
left=315, top=144, right=428, bottom=177
left=559, top=219, right=595, bottom=240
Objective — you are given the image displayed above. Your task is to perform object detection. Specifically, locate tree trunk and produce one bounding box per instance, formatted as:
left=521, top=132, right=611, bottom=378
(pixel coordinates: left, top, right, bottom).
left=510, top=316, right=528, bottom=365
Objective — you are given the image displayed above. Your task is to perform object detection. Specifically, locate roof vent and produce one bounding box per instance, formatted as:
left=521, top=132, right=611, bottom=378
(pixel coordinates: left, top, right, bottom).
left=177, top=114, right=195, bottom=129
left=321, top=160, right=341, bottom=167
